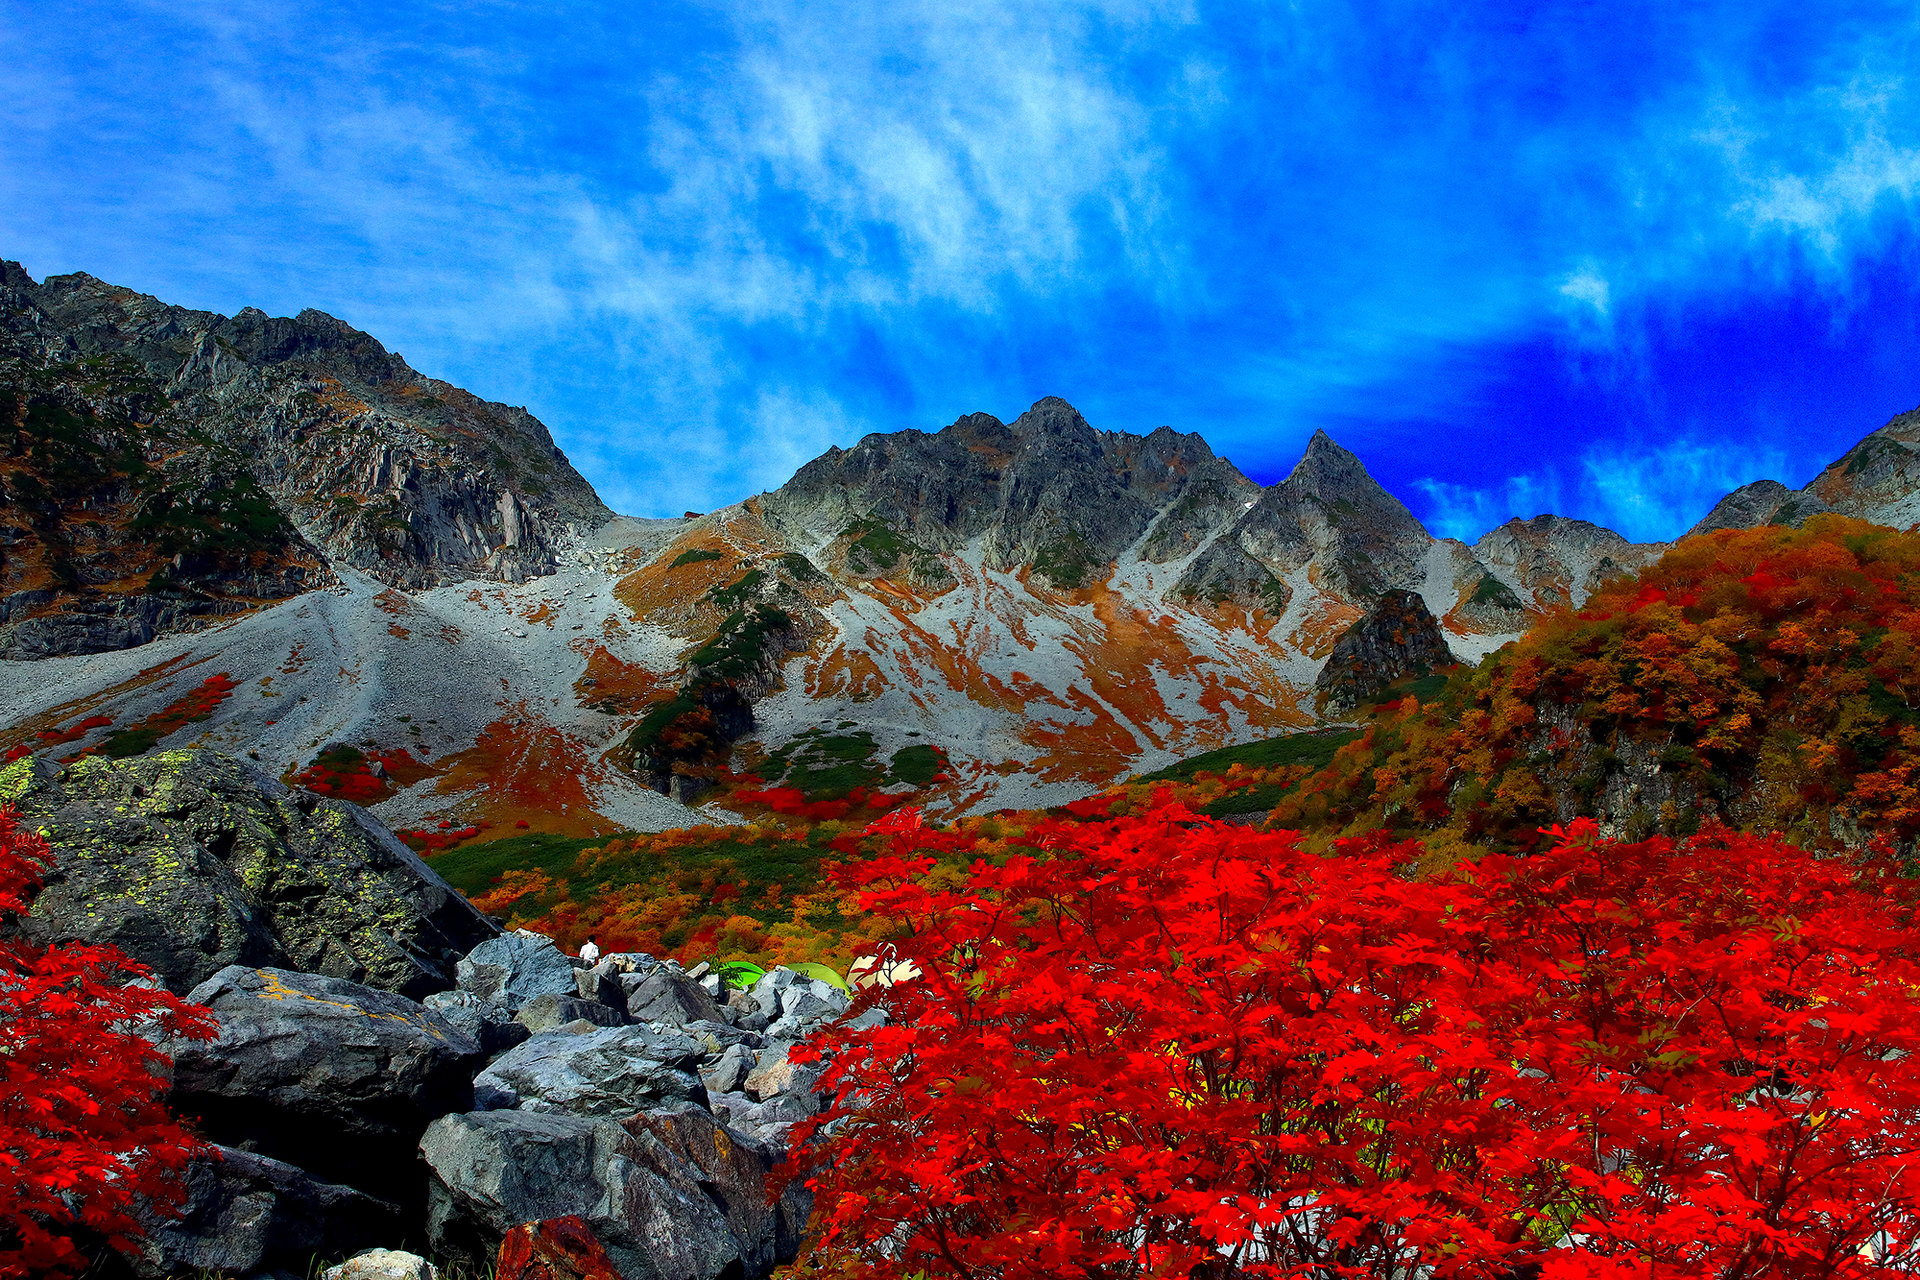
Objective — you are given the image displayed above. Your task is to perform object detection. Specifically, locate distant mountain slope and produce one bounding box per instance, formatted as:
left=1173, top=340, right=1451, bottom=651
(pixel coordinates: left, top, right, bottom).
left=0, top=262, right=609, bottom=635
left=1684, top=404, right=1920, bottom=537
left=29, top=261, right=1920, bottom=834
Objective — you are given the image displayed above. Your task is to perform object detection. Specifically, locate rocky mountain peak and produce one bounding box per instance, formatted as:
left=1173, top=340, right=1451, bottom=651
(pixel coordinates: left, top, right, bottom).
left=1686, top=479, right=1826, bottom=537
left=764, top=397, right=1255, bottom=588
left=1174, top=428, right=1431, bottom=609
left=0, top=260, right=614, bottom=657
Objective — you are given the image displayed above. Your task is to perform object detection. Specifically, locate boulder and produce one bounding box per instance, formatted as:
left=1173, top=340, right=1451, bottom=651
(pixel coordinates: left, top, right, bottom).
left=163, top=966, right=483, bottom=1201
left=130, top=1145, right=400, bottom=1278
left=743, top=1047, right=825, bottom=1104
left=699, top=1044, right=754, bottom=1096
left=620, top=966, right=725, bottom=1027
left=628, top=1103, right=812, bottom=1271
left=474, top=1025, right=706, bottom=1117
left=420, top=1109, right=756, bottom=1279
left=2, top=750, right=497, bottom=997
left=683, top=1020, right=763, bottom=1052
left=323, top=1249, right=441, bottom=1280
left=575, top=959, right=629, bottom=1013
left=705, top=1091, right=817, bottom=1148
left=516, top=992, right=629, bottom=1033
left=779, top=981, right=849, bottom=1022
left=422, top=988, right=533, bottom=1056
left=458, top=930, right=580, bottom=1013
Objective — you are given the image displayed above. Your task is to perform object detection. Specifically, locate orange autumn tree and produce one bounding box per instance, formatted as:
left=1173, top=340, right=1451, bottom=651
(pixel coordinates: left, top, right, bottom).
left=1265, top=516, right=1920, bottom=856
left=0, top=808, right=216, bottom=1277
left=790, top=802, right=1920, bottom=1277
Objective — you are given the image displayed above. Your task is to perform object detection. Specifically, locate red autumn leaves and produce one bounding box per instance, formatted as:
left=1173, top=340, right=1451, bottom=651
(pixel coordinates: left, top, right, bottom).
left=0, top=810, right=215, bottom=1278
left=792, top=803, right=1920, bottom=1278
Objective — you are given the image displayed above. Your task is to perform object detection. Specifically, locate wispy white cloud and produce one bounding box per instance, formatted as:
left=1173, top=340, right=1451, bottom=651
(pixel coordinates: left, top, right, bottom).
left=3, top=0, right=1918, bottom=521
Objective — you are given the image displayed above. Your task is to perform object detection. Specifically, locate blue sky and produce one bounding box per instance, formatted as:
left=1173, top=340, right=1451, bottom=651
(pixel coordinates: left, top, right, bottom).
left=3, top=2, right=1918, bottom=541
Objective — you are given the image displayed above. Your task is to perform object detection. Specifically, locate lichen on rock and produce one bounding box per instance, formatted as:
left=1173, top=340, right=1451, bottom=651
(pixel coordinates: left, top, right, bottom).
left=8, top=748, right=496, bottom=996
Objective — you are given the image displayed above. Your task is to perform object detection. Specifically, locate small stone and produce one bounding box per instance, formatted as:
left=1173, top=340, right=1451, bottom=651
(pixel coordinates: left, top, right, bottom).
left=322, top=1248, right=439, bottom=1280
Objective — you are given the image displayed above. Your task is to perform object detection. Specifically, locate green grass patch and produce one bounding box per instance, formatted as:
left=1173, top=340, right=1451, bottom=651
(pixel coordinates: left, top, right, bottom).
left=780, top=552, right=825, bottom=583
left=1135, top=728, right=1362, bottom=785
left=689, top=605, right=792, bottom=682
left=707, top=568, right=766, bottom=613
left=1032, top=533, right=1100, bottom=589
left=887, top=743, right=946, bottom=786
left=429, top=832, right=621, bottom=899
left=669, top=548, right=725, bottom=569
left=842, top=516, right=908, bottom=572
left=758, top=728, right=893, bottom=799
left=1468, top=573, right=1524, bottom=611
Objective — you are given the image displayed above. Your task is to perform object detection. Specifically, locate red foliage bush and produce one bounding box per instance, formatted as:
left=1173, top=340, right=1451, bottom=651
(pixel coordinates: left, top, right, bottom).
left=793, top=804, right=1920, bottom=1277
left=0, top=808, right=216, bottom=1277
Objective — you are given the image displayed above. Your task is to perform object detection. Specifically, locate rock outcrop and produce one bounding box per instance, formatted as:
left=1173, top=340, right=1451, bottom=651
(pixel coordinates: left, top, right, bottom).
left=1314, top=589, right=1456, bottom=715
left=4, top=749, right=497, bottom=997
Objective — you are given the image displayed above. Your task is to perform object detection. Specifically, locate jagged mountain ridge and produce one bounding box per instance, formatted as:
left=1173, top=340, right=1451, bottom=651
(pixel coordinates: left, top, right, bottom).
left=0, top=260, right=610, bottom=660
left=11, top=260, right=1910, bottom=833
left=1686, top=403, right=1920, bottom=537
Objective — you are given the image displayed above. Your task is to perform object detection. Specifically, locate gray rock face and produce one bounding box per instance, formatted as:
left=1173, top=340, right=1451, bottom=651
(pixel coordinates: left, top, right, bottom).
left=621, top=965, right=727, bottom=1027
left=1802, top=405, right=1920, bottom=529
left=1471, top=514, right=1664, bottom=613
left=1687, top=479, right=1813, bottom=536
left=765, top=398, right=1259, bottom=588
left=164, top=965, right=483, bottom=1200
left=422, top=1107, right=792, bottom=1279
left=4, top=749, right=497, bottom=997
left=474, top=1025, right=707, bottom=1117
left=515, top=991, right=629, bottom=1033
left=699, top=1044, right=755, bottom=1096
left=629, top=1104, right=813, bottom=1273
left=421, top=988, right=532, bottom=1056
left=456, top=930, right=580, bottom=1013
left=130, top=1145, right=400, bottom=1279
left=1314, top=589, right=1456, bottom=715
left=1178, top=430, right=1430, bottom=608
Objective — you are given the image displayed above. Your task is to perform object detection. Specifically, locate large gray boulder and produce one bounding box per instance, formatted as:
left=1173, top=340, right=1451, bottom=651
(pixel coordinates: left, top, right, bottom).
left=514, top=991, right=628, bottom=1033
left=1, top=750, right=496, bottom=997
left=457, top=929, right=579, bottom=1013
left=421, top=1107, right=800, bottom=1279
left=163, top=965, right=483, bottom=1201
left=129, top=1145, right=399, bottom=1278
left=620, top=965, right=726, bottom=1027
left=475, top=1025, right=706, bottom=1116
